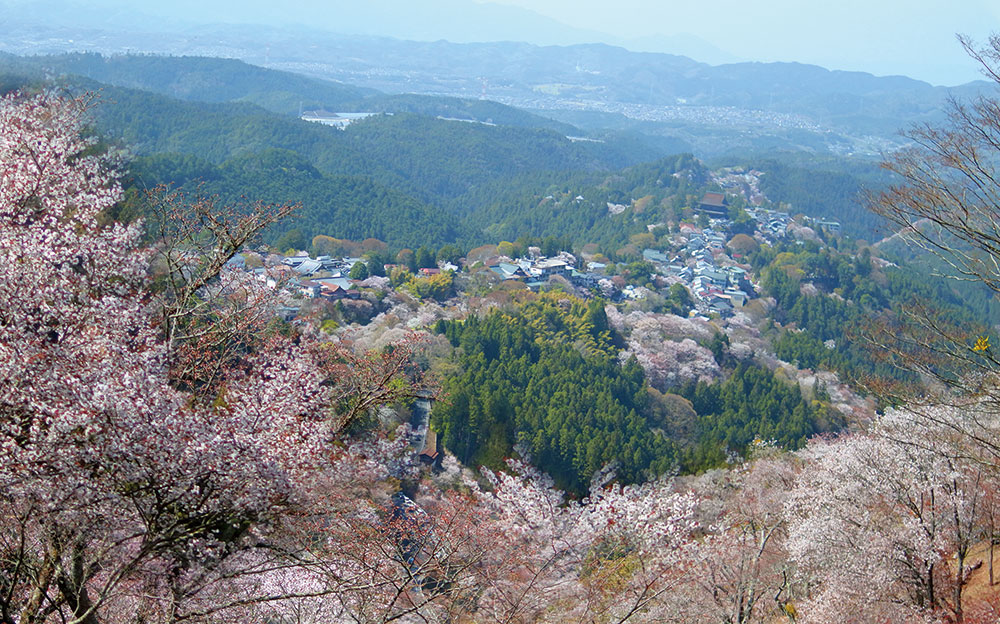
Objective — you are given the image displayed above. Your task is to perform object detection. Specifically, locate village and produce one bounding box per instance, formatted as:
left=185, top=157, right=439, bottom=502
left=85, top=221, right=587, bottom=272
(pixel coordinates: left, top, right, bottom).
left=226, top=188, right=839, bottom=326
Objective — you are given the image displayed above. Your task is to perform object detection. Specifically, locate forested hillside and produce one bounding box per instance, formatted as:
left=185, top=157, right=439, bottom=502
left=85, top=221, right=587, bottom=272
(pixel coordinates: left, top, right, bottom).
left=753, top=240, right=1000, bottom=389
left=130, top=149, right=467, bottom=248
left=432, top=294, right=678, bottom=493
left=0, top=54, right=906, bottom=252
left=60, top=76, right=664, bottom=248
left=456, top=154, right=708, bottom=249
left=745, top=155, right=891, bottom=239
left=0, top=51, right=375, bottom=112
left=430, top=292, right=837, bottom=493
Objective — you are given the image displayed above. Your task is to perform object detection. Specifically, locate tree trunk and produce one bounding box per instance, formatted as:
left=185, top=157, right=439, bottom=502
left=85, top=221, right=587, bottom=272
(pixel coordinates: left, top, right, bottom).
left=58, top=545, right=101, bottom=624
left=927, top=562, right=935, bottom=611
left=20, top=542, right=58, bottom=624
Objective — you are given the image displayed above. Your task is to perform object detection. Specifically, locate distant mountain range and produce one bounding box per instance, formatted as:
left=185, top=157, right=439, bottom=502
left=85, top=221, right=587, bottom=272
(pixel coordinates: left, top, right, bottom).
left=0, top=5, right=992, bottom=247
left=0, top=48, right=895, bottom=258
left=0, top=2, right=992, bottom=158
left=2, top=0, right=743, bottom=65
left=252, top=35, right=987, bottom=135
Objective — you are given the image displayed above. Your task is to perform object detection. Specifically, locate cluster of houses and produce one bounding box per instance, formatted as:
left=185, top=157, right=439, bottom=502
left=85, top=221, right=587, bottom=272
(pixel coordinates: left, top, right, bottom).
left=477, top=192, right=792, bottom=314
left=481, top=222, right=758, bottom=314
left=485, top=254, right=653, bottom=302
left=745, top=207, right=793, bottom=241
left=275, top=253, right=365, bottom=301
left=486, top=256, right=572, bottom=288
left=225, top=251, right=369, bottom=304
left=229, top=249, right=462, bottom=319
left=653, top=248, right=754, bottom=317
left=744, top=208, right=841, bottom=242
left=637, top=219, right=754, bottom=316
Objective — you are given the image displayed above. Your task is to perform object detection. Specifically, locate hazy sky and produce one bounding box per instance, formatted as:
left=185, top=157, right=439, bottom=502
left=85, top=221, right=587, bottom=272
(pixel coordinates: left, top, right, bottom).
left=479, top=0, right=1000, bottom=85
left=6, top=0, right=1000, bottom=85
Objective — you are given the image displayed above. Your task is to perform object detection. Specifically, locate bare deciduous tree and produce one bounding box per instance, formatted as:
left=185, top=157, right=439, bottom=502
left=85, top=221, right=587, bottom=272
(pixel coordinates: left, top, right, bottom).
left=869, top=35, right=1000, bottom=400
left=143, top=188, right=299, bottom=395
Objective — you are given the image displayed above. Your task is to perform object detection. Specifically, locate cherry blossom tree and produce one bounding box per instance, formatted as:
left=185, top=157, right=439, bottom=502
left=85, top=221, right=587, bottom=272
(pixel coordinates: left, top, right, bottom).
left=625, top=337, right=722, bottom=390
left=463, top=462, right=701, bottom=624
left=684, top=451, right=800, bottom=624
left=785, top=407, right=990, bottom=624
left=167, top=457, right=705, bottom=624
left=0, top=92, right=425, bottom=624
left=609, top=309, right=721, bottom=390
left=0, top=91, right=159, bottom=623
